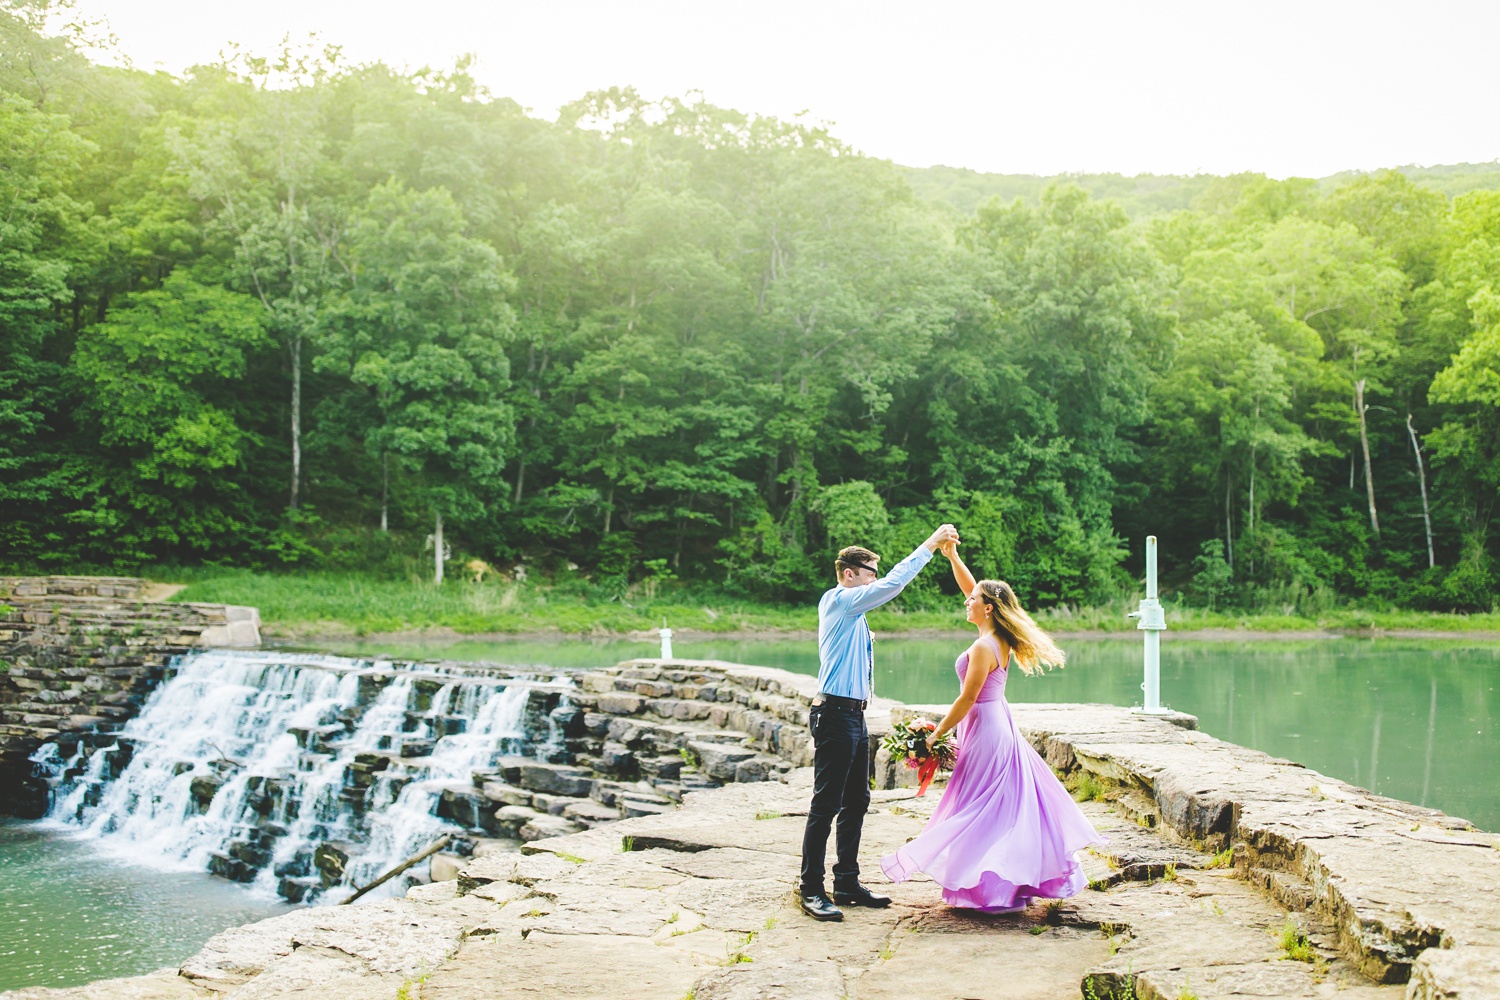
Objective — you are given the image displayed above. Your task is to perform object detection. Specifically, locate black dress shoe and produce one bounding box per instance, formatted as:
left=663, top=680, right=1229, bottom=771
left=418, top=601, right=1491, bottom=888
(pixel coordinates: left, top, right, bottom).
left=799, top=892, right=844, bottom=921
left=833, top=883, right=892, bottom=908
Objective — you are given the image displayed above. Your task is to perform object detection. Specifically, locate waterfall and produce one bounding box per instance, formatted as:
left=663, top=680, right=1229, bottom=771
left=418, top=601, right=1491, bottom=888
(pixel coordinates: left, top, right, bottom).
left=31, top=649, right=569, bottom=904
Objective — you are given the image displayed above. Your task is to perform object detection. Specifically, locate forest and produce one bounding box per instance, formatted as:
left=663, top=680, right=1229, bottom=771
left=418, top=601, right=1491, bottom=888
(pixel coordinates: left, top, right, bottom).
left=3, top=2, right=1498, bottom=615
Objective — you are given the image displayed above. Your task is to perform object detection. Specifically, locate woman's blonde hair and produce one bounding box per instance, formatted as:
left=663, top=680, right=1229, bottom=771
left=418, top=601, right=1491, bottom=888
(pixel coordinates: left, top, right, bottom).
left=974, top=579, right=1065, bottom=676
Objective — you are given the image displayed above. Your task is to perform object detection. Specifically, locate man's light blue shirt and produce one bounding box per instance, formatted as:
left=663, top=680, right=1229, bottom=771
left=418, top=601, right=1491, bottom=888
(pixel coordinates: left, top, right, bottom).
left=816, top=545, right=935, bottom=702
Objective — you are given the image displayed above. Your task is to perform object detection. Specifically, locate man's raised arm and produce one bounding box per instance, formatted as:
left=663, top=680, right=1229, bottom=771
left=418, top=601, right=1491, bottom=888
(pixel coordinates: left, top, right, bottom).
left=839, top=524, right=958, bottom=615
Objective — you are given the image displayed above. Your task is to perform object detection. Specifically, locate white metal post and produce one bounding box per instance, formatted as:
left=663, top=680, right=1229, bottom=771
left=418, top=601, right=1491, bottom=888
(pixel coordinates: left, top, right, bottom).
left=1131, top=535, right=1168, bottom=714
left=659, top=620, right=674, bottom=660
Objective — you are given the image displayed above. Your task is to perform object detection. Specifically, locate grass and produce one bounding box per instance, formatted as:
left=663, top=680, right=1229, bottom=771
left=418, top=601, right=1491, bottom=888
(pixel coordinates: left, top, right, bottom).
left=754, top=809, right=782, bottom=820
left=154, top=567, right=1500, bottom=638
left=1083, top=971, right=1136, bottom=1000
left=1206, top=848, right=1235, bottom=869
left=1278, top=918, right=1316, bottom=962
left=1163, top=863, right=1177, bottom=881
left=1066, top=770, right=1108, bottom=803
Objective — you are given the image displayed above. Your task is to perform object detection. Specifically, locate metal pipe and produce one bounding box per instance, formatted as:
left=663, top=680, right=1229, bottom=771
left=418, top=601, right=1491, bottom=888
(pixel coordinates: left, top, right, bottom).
left=1144, top=630, right=1161, bottom=713
left=1146, top=535, right=1158, bottom=599
left=1132, top=535, right=1168, bottom=715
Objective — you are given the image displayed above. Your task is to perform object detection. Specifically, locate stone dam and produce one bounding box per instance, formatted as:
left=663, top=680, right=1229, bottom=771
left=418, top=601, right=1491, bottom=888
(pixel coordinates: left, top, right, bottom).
left=0, top=579, right=1497, bottom=999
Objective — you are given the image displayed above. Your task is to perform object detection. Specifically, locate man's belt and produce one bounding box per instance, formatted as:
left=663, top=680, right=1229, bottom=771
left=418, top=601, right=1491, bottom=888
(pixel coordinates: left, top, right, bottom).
left=815, top=693, right=868, bottom=711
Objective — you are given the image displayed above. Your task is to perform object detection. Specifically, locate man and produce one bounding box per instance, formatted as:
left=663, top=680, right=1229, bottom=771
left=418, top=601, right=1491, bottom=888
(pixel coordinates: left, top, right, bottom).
left=798, top=523, right=960, bottom=921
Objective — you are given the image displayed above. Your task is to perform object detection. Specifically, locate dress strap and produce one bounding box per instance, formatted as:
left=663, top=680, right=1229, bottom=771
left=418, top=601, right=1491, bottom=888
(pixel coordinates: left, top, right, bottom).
left=984, top=632, right=1008, bottom=671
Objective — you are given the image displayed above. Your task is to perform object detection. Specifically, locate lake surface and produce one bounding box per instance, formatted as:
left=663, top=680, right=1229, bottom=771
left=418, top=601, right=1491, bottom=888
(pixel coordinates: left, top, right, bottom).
left=310, top=634, right=1500, bottom=831
left=0, top=820, right=287, bottom=992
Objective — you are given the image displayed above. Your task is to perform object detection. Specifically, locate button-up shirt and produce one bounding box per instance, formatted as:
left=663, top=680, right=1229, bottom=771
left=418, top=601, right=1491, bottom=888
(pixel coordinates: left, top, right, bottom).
left=816, top=545, right=935, bottom=702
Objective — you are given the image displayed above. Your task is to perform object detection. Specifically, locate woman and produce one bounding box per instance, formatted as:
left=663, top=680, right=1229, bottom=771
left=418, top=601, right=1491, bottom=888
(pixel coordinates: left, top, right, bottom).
left=880, top=541, right=1102, bottom=912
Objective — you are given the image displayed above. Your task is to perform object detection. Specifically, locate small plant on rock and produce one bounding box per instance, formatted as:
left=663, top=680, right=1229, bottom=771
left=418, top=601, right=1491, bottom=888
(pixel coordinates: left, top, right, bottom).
left=1278, top=918, right=1315, bottom=962
left=1163, top=863, right=1177, bottom=881
left=679, top=746, right=700, bottom=771
left=1206, top=847, right=1234, bottom=869
left=1066, top=770, right=1106, bottom=802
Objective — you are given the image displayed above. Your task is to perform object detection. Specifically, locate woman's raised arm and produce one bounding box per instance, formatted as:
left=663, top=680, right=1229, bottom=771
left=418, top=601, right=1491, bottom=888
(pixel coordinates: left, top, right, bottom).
left=942, top=540, right=977, bottom=597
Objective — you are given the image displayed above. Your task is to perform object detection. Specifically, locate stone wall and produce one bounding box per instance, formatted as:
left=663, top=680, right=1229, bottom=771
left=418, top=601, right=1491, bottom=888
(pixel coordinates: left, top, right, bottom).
left=417, top=658, right=819, bottom=888
left=0, top=576, right=260, bottom=817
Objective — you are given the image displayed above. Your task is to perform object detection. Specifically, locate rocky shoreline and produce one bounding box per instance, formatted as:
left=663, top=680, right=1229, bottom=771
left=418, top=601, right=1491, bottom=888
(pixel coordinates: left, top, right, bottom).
left=4, top=659, right=1497, bottom=999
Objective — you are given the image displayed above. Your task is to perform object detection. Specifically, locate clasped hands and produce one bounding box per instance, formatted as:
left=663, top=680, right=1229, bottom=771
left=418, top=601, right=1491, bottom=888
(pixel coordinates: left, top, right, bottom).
left=924, top=523, right=960, bottom=554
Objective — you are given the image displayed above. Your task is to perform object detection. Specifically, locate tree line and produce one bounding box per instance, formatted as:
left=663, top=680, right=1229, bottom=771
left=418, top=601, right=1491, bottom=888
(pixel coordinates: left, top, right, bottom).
left=2, top=5, right=1496, bottom=610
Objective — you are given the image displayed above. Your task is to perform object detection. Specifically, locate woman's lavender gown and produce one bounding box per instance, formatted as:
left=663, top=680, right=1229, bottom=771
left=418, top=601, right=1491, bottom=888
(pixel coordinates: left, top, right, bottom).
left=880, top=634, right=1103, bottom=910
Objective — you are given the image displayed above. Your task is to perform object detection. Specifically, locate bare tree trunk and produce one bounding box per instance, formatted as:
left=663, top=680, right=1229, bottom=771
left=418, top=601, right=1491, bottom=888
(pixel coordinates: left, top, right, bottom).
left=379, top=453, right=389, bottom=532
left=513, top=459, right=526, bottom=505
left=1248, top=403, right=1258, bottom=576
left=1224, top=472, right=1234, bottom=574
left=289, top=333, right=301, bottom=511
left=1406, top=413, right=1435, bottom=569
left=602, top=485, right=614, bottom=535
left=434, top=510, right=444, bottom=585
left=1355, top=378, right=1380, bottom=538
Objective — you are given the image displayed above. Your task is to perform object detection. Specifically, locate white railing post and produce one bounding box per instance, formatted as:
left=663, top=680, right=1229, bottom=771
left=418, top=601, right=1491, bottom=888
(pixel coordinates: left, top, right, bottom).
left=659, top=620, right=674, bottom=660
left=1130, top=535, right=1169, bottom=714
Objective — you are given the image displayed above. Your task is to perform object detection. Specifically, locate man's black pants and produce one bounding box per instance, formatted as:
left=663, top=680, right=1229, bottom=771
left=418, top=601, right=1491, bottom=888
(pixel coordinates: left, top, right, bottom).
left=799, top=700, right=872, bottom=895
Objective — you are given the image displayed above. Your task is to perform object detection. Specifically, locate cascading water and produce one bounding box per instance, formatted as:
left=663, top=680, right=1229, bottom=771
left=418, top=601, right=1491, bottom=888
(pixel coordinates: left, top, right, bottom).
left=31, top=649, right=572, bottom=903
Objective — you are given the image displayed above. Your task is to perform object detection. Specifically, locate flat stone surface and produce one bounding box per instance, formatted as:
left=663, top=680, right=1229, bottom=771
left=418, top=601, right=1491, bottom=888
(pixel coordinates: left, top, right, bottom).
left=420, top=931, right=703, bottom=999
left=0, top=968, right=211, bottom=999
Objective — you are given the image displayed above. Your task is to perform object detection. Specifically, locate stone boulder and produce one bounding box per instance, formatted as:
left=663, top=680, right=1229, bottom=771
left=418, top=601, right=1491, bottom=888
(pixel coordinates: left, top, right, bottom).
left=518, top=815, right=583, bottom=841
left=1408, top=946, right=1500, bottom=1000
left=429, top=852, right=465, bottom=882
left=479, top=781, right=532, bottom=808
left=436, top=785, right=500, bottom=834
left=562, top=799, right=622, bottom=828
left=518, top=761, right=593, bottom=797
left=495, top=804, right=542, bottom=834
left=687, top=740, right=758, bottom=781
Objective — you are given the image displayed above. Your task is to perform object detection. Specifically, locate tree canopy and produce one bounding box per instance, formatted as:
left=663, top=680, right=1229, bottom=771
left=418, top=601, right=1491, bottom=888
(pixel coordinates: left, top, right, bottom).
left=2, top=6, right=1497, bottom=610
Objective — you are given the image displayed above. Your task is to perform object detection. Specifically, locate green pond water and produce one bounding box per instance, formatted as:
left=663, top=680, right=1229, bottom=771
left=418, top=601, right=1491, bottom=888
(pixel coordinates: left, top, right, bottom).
left=0, top=820, right=289, bottom=992
left=2, top=635, right=1495, bottom=992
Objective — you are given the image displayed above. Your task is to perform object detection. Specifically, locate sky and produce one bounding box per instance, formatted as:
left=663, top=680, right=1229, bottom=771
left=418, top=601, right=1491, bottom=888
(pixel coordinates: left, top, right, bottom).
left=72, top=0, right=1500, bottom=179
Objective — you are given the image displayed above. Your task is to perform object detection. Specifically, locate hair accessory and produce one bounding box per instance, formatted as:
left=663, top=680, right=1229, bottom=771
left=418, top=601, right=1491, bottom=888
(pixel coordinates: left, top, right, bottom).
left=843, top=561, right=877, bottom=576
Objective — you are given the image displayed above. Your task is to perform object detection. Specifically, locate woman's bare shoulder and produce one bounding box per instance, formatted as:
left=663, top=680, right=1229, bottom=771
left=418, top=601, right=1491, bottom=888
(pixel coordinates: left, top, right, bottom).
left=968, top=635, right=1001, bottom=670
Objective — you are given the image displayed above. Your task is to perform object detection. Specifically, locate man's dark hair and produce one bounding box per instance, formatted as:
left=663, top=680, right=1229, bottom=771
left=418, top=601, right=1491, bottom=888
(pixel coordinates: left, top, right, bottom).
left=834, top=546, right=880, bottom=579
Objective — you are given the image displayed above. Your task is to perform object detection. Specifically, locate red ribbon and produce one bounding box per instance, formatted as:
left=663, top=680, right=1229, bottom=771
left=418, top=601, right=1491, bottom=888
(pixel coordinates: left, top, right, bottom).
left=915, top=755, right=941, bottom=797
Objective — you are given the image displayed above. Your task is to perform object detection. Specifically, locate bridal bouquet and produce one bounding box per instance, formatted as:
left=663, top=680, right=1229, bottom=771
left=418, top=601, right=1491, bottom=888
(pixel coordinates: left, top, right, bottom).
left=882, top=719, right=956, bottom=796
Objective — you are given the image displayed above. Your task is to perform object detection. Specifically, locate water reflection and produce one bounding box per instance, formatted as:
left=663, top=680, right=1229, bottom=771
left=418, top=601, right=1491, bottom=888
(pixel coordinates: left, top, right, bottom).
left=308, top=635, right=1500, bottom=830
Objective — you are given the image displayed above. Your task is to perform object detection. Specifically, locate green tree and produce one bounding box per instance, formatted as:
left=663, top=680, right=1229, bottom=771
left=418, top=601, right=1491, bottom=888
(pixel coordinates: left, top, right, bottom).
left=70, top=272, right=269, bottom=559
left=316, top=182, right=516, bottom=583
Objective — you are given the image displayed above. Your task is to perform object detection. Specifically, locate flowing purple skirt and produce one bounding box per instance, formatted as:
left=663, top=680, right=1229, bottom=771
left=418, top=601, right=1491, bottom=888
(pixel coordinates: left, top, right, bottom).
left=881, top=692, right=1103, bottom=910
